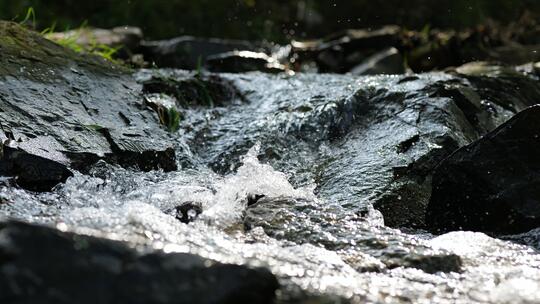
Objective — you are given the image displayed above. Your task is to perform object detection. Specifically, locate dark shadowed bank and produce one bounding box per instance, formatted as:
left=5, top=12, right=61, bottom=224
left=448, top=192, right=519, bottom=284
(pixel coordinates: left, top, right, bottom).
left=1, top=0, right=539, bottom=41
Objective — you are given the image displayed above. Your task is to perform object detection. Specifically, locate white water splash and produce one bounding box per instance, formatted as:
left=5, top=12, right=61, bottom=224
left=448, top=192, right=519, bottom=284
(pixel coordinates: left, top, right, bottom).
left=202, top=143, right=317, bottom=226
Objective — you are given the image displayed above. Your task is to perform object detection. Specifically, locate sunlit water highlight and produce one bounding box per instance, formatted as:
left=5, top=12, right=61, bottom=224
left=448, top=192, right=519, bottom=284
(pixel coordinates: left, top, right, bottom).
left=2, top=70, right=540, bottom=303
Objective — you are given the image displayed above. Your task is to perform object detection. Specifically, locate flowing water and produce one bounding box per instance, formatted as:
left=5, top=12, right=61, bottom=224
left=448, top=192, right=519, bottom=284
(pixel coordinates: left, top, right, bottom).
left=1, top=69, right=540, bottom=303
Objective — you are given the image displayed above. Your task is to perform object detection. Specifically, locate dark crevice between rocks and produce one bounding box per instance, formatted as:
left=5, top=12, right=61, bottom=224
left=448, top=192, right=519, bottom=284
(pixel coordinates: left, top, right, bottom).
left=142, top=73, right=243, bottom=108
left=396, top=134, right=420, bottom=154
left=0, top=145, right=73, bottom=192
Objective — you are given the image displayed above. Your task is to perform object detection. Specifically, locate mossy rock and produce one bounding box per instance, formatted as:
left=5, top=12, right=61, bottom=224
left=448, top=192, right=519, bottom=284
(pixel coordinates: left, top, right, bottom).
left=0, top=21, right=176, bottom=191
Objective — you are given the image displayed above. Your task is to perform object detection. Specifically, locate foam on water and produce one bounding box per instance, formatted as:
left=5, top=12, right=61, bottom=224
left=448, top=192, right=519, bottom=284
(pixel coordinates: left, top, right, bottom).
left=202, top=143, right=317, bottom=225
left=2, top=143, right=540, bottom=303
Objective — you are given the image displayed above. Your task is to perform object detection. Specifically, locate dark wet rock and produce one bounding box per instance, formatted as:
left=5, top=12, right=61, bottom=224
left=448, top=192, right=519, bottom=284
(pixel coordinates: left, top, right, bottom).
left=349, top=47, right=405, bottom=75
left=247, top=193, right=266, bottom=207
left=0, top=21, right=176, bottom=191
left=0, top=220, right=279, bottom=304
left=288, top=24, right=540, bottom=73
left=292, top=26, right=402, bottom=73
left=0, top=143, right=73, bottom=192
left=404, top=27, right=540, bottom=72
left=169, top=201, right=203, bottom=223
left=517, top=61, right=540, bottom=77
left=487, top=44, right=540, bottom=66
left=373, top=179, right=433, bottom=228
left=453, top=63, right=540, bottom=115
left=426, top=105, right=540, bottom=234
left=321, top=26, right=401, bottom=50
left=318, top=26, right=401, bottom=73
left=245, top=196, right=462, bottom=274
left=405, top=29, right=463, bottom=72
left=205, top=50, right=285, bottom=73
left=141, top=36, right=258, bottom=69
left=138, top=69, right=242, bottom=108
left=45, top=26, right=143, bottom=60
left=500, top=227, right=540, bottom=250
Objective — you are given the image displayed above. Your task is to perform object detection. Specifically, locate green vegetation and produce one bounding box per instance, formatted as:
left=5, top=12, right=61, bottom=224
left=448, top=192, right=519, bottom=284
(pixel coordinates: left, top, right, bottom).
left=47, top=28, right=121, bottom=62
left=15, top=7, right=119, bottom=62
left=159, top=107, right=182, bottom=133
left=18, top=7, right=36, bottom=27
left=192, top=79, right=214, bottom=108
left=2, top=0, right=538, bottom=42
left=193, top=63, right=215, bottom=108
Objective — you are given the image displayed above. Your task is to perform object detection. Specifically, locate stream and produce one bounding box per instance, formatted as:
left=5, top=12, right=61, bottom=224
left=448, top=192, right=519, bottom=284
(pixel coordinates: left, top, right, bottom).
left=2, top=63, right=540, bottom=303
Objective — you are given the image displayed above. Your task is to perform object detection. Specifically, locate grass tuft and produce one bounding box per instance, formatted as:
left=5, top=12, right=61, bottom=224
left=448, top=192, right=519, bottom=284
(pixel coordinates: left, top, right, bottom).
left=16, top=7, right=120, bottom=62
left=159, top=107, right=182, bottom=133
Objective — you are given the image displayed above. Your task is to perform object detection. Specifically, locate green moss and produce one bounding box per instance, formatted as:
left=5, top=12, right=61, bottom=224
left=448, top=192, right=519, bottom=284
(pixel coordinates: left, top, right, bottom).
left=0, top=21, right=129, bottom=82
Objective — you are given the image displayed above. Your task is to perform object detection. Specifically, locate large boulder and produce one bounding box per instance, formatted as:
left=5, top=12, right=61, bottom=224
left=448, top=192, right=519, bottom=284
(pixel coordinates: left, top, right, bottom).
left=426, top=105, right=540, bottom=234
left=0, top=21, right=176, bottom=191
left=0, top=220, right=279, bottom=304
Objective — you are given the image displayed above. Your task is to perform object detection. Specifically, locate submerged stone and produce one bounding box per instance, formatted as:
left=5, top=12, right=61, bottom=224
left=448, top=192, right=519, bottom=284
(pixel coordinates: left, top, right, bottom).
left=245, top=196, right=462, bottom=274
left=169, top=201, right=203, bottom=224
left=426, top=105, right=540, bottom=234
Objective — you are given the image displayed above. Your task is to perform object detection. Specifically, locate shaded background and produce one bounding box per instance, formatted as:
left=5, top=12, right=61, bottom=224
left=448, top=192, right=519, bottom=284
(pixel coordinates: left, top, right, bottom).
left=1, top=0, right=539, bottom=42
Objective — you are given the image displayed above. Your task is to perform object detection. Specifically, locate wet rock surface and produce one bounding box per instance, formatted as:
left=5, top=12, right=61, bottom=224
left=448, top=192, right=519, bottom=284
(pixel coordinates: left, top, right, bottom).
left=2, top=22, right=540, bottom=304
left=427, top=105, right=540, bottom=234
left=244, top=196, right=462, bottom=274
left=0, top=21, right=176, bottom=190
left=0, top=220, right=279, bottom=304
left=137, top=67, right=540, bottom=228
